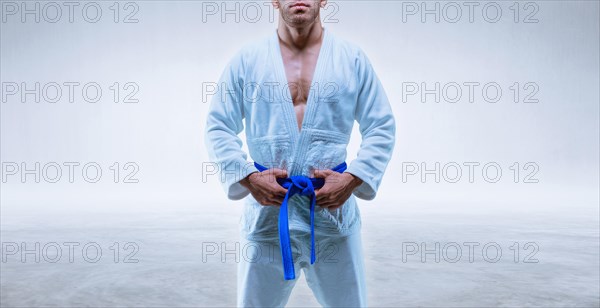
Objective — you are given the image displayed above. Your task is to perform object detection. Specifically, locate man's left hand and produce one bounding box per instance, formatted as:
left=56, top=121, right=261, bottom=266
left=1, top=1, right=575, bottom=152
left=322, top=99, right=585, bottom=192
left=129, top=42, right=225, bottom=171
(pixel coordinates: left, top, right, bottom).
left=312, top=170, right=363, bottom=209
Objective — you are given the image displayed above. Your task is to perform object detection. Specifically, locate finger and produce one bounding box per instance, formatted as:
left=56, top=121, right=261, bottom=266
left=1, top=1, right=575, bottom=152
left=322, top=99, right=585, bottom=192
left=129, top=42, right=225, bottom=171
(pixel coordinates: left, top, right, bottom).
left=314, top=186, right=322, bottom=196
left=313, top=169, right=333, bottom=179
left=318, top=201, right=334, bottom=208
left=271, top=191, right=286, bottom=204
left=315, top=189, right=329, bottom=203
left=315, top=194, right=324, bottom=203
left=269, top=168, right=288, bottom=178
left=273, top=195, right=285, bottom=205
left=273, top=191, right=287, bottom=202
left=273, top=186, right=288, bottom=196
left=309, top=168, right=325, bottom=177
left=274, top=194, right=286, bottom=204
left=259, top=198, right=272, bottom=206
left=313, top=169, right=328, bottom=178
left=263, top=195, right=280, bottom=206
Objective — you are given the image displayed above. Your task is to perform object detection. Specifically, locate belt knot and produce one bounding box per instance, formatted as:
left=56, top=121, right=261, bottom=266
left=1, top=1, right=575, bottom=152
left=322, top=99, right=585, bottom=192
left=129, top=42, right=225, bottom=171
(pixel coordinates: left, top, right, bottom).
left=290, top=175, right=314, bottom=196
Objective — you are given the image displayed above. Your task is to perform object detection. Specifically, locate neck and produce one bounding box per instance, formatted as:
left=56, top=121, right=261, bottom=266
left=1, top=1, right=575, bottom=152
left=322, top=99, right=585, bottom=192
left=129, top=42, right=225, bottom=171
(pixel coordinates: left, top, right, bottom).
left=277, top=21, right=324, bottom=51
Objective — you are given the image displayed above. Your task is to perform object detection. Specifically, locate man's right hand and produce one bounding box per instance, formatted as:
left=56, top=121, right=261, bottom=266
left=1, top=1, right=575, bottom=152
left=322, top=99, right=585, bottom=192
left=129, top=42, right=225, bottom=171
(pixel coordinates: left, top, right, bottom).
left=240, top=169, right=289, bottom=206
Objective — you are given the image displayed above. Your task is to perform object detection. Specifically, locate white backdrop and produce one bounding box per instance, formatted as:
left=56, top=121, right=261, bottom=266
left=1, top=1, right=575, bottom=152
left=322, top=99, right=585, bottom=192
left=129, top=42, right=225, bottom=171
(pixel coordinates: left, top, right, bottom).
left=1, top=1, right=599, bottom=307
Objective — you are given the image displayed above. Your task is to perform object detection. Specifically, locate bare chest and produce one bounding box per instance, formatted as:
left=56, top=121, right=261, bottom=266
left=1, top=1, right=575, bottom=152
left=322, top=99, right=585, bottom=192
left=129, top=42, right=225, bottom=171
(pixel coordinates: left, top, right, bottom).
left=280, top=44, right=321, bottom=131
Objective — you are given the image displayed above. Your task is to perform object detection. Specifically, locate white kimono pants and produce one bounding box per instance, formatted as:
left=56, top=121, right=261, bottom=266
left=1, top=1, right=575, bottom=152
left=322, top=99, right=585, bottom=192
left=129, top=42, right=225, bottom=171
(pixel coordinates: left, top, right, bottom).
left=237, top=231, right=367, bottom=307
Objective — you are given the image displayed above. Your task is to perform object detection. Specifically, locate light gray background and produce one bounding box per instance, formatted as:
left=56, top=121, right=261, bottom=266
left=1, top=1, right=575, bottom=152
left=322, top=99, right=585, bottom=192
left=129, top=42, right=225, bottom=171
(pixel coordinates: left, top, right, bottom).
left=1, top=1, right=599, bottom=307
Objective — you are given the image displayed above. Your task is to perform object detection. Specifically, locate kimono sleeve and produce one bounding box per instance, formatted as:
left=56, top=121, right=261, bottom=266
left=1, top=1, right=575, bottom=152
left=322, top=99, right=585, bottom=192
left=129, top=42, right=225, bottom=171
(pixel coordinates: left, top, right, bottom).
left=345, top=48, right=397, bottom=200
left=204, top=52, right=259, bottom=200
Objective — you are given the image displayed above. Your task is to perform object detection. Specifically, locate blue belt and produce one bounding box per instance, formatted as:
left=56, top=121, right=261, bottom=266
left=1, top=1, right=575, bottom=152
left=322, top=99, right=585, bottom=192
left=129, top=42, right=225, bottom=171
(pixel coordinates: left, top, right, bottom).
left=253, top=161, right=347, bottom=280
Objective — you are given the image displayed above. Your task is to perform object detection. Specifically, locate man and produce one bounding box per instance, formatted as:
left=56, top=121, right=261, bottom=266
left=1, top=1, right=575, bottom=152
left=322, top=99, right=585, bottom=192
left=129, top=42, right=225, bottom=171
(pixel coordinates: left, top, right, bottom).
left=204, top=0, right=395, bottom=306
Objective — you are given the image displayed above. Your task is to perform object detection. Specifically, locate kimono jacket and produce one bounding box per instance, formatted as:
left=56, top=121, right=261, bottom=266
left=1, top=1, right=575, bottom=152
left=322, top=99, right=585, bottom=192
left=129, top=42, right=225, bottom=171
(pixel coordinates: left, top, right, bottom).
left=205, top=28, right=396, bottom=241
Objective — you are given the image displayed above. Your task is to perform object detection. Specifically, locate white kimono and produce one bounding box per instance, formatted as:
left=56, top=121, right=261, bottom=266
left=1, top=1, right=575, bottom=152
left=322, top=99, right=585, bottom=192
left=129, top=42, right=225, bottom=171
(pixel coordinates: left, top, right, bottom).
left=205, top=28, right=396, bottom=242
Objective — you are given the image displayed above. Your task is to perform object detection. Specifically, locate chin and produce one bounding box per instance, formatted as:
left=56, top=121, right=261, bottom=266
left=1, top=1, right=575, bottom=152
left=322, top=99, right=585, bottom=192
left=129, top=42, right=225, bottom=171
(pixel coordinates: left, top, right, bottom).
left=285, top=14, right=316, bottom=27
